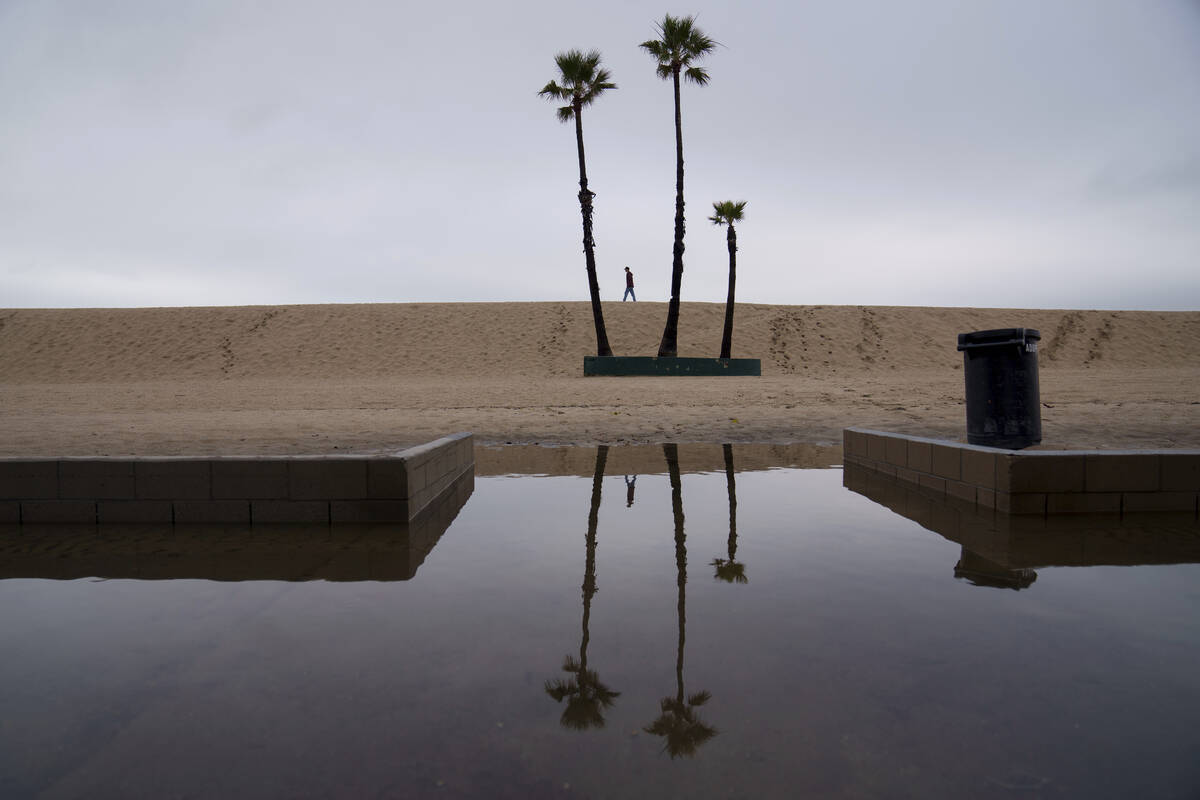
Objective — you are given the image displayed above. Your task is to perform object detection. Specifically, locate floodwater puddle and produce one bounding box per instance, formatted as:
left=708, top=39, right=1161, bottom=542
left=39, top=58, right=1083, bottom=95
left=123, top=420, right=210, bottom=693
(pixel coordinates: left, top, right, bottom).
left=1, top=444, right=1198, bottom=798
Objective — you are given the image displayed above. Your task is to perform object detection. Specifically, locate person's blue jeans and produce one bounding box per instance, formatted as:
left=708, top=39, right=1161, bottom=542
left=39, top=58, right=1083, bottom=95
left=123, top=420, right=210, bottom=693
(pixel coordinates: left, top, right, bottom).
left=622, top=287, right=636, bottom=301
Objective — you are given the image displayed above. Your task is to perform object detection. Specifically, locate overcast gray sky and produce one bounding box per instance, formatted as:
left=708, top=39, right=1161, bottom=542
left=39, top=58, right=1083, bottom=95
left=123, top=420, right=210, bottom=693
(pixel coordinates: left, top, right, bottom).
left=2, top=0, right=1198, bottom=310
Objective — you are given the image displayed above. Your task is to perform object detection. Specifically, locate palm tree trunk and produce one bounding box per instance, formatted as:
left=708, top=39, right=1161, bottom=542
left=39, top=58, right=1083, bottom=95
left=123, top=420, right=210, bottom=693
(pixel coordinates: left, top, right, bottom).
left=580, top=445, right=606, bottom=670
left=719, top=224, right=737, bottom=359
left=575, top=105, right=613, bottom=358
left=658, top=69, right=686, bottom=358
left=664, top=443, right=687, bottom=704
left=723, top=443, right=737, bottom=561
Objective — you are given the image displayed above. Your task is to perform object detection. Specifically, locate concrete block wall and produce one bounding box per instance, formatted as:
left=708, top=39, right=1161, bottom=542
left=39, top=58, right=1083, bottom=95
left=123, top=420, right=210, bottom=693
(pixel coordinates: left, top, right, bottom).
left=0, top=469, right=476, bottom=582
left=844, top=428, right=1200, bottom=516
left=0, top=432, right=474, bottom=525
left=843, top=462, right=1200, bottom=570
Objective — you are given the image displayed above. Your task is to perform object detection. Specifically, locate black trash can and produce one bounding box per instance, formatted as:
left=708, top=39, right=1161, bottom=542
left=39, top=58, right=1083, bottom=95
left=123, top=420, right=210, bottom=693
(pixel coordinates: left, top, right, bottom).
left=956, top=328, right=1042, bottom=449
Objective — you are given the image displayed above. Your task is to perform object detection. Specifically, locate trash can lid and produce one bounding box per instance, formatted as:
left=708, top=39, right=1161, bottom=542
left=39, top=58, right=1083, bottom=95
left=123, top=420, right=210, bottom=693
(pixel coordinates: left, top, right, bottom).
left=956, top=328, right=1040, bottom=350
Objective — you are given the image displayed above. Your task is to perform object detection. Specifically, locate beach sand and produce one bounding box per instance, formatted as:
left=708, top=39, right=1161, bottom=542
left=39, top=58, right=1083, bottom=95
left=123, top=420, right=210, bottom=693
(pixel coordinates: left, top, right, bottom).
left=1, top=302, right=1197, bottom=457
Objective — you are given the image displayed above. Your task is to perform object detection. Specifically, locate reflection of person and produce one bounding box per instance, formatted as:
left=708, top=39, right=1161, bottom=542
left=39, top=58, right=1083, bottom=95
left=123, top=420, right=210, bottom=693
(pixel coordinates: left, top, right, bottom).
left=622, top=267, right=636, bottom=301
left=624, top=475, right=637, bottom=507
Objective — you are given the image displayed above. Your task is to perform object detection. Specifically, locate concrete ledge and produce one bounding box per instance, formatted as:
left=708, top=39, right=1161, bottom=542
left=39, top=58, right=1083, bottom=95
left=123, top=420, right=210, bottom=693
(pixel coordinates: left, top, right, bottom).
left=844, top=428, right=1200, bottom=517
left=0, top=433, right=475, bottom=525
left=584, top=356, right=761, bottom=376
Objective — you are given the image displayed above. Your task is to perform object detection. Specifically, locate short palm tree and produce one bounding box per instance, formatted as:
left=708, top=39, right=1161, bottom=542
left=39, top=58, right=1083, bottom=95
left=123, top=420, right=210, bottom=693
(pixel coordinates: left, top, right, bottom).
left=539, top=50, right=617, bottom=358
left=711, top=444, right=747, bottom=583
left=545, top=446, right=620, bottom=729
left=640, top=15, right=717, bottom=358
left=709, top=201, right=746, bottom=360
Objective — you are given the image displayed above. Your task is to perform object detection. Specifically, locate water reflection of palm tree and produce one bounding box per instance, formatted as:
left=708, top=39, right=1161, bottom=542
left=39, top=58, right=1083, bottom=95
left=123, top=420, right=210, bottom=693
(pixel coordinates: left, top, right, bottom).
left=711, top=443, right=747, bottom=584
left=645, top=443, right=717, bottom=757
left=546, top=445, right=620, bottom=729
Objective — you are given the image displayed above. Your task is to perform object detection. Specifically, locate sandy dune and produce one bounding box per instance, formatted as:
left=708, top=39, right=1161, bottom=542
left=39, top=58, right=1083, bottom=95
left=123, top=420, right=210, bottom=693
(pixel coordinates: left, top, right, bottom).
left=1, top=302, right=1197, bottom=456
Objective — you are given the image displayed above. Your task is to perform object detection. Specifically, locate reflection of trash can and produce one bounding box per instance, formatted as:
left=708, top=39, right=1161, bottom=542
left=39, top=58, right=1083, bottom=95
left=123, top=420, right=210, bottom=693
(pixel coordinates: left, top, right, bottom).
left=956, top=328, right=1041, bottom=449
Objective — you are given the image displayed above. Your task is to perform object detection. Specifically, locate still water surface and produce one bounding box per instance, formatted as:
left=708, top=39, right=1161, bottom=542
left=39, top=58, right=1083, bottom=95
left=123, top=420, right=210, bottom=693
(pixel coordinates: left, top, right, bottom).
left=2, top=445, right=1199, bottom=798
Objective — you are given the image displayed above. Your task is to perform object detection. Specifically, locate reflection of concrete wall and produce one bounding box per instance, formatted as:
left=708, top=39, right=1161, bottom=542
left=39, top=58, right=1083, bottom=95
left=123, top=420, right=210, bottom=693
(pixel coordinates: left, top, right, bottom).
left=844, top=428, right=1200, bottom=515
left=0, top=471, right=474, bottom=582
left=844, top=462, right=1200, bottom=569
left=0, top=433, right=473, bottom=525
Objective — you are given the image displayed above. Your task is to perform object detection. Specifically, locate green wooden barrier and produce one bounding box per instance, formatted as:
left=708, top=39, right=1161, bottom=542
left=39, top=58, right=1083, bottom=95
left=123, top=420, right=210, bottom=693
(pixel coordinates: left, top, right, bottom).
left=584, top=356, right=761, bottom=377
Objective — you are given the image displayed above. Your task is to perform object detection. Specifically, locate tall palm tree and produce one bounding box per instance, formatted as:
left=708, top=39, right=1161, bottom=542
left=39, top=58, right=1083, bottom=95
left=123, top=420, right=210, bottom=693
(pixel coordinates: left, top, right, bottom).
left=711, top=443, right=747, bottom=583
left=709, top=201, right=746, bottom=360
left=645, top=443, right=717, bottom=757
left=545, top=446, right=620, bottom=729
left=539, top=50, right=616, bottom=358
left=640, top=15, right=717, bottom=358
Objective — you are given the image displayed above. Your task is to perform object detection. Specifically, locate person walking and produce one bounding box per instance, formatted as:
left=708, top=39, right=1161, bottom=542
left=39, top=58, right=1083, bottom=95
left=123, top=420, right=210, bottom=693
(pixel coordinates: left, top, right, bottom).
left=622, top=267, right=636, bottom=301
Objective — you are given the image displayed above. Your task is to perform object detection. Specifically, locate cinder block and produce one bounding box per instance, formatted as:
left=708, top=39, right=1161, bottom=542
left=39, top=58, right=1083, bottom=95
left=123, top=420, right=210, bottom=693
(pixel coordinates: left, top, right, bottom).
left=409, top=462, right=429, bottom=493
left=0, top=501, right=20, bottom=523
left=458, top=436, right=475, bottom=465
left=0, top=461, right=58, bottom=499
left=947, top=480, right=976, bottom=504
left=907, top=440, right=932, bottom=473
left=895, top=466, right=920, bottom=486
left=98, top=501, right=174, bottom=524
left=1003, top=455, right=1085, bottom=493
left=290, top=460, right=368, bottom=500
left=368, top=460, right=409, bottom=499
left=918, top=473, right=947, bottom=494
left=331, top=500, right=409, bottom=523
left=174, top=501, right=250, bottom=524
left=977, top=488, right=996, bottom=509
left=429, top=465, right=465, bottom=498
left=60, top=461, right=135, bottom=499
left=1086, top=454, right=1159, bottom=492
left=1046, top=492, right=1121, bottom=514
left=212, top=461, right=289, bottom=499
left=252, top=500, right=330, bottom=523
left=844, top=430, right=866, bottom=457
left=135, top=461, right=211, bottom=500
left=996, top=492, right=1046, bottom=515
left=22, top=501, right=96, bottom=524
left=962, top=450, right=997, bottom=490
left=930, top=444, right=962, bottom=480
left=866, top=434, right=887, bottom=462
left=885, top=436, right=907, bottom=467
left=1161, top=454, right=1200, bottom=491
left=1122, top=492, right=1197, bottom=513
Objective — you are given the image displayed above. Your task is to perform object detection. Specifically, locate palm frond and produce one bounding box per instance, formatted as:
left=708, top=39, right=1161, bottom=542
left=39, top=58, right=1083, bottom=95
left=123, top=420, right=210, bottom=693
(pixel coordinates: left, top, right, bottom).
left=684, top=28, right=717, bottom=57
left=644, top=695, right=719, bottom=758
left=708, top=200, right=747, bottom=226
left=711, top=557, right=749, bottom=582
left=639, top=39, right=668, bottom=59
left=642, top=14, right=717, bottom=88
left=555, top=105, right=575, bottom=123
left=688, top=690, right=712, bottom=706
left=542, top=49, right=615, bottom=117
left=546, top=662, right=621, bottom=731
left=538, top=80, right=569, bottom=100
left=545, top=678, right=574, bottom=701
